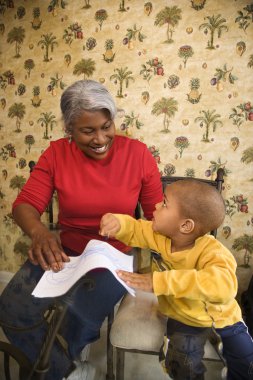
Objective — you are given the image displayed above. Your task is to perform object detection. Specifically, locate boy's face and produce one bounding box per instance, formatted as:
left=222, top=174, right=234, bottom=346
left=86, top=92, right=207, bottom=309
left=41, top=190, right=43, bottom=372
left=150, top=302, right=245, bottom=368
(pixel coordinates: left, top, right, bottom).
left=152, top=185, right=181, bottom=237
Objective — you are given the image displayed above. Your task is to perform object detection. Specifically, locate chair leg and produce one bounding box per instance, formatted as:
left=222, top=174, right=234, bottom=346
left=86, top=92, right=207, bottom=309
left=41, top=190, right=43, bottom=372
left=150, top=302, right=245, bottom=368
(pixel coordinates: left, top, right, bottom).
left=116, top=348, right=125, bottom=380
left=106, top=311, right=115, bottom=380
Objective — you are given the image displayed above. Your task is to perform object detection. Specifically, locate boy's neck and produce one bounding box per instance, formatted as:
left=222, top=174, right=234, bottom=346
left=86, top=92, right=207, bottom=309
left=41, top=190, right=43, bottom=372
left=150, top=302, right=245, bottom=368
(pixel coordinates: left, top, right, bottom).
left=171, top=236, right=197, bottom=253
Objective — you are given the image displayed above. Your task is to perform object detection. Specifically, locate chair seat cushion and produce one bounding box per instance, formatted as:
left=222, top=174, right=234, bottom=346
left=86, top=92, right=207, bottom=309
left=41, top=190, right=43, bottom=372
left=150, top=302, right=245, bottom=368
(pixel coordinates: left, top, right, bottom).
left=110, top=290, right=167, bottom=351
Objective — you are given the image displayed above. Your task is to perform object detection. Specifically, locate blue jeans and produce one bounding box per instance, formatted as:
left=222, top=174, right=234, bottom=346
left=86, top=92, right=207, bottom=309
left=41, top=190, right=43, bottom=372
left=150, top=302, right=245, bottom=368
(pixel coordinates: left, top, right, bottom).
left=160, top=319, right=253, bottom=380
left=0, top=260, right=127, bottom=379
left=217, top=321, right=253, bottom=380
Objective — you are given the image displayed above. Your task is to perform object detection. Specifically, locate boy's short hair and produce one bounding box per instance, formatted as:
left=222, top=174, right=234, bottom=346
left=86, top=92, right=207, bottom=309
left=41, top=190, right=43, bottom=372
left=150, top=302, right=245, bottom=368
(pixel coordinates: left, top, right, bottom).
left=170, top=179, right=225, bottom=235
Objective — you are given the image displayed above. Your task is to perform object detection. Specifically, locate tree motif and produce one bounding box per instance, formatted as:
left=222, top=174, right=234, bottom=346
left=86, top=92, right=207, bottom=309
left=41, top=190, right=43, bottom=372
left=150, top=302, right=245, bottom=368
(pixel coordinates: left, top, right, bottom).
left=3, top=213, right=16, bottom=228
left=73, top=58, right=96, bottom=79
left=9, top=175, right=26, bottom=194
left=7, top=26, right=25, bottom=57
left=95, top=9, right=108, bottom=30
left=178, top=45, right=194, bottom=68
left=154, top=6, right=182, bottom=43
left=14, top=240, right=29, bottom=263
left=191, top=0, right=206, bottom=11
left=195, top=109, right=223, bottom=142
left=151, top=97, right=178, bottom=133
left=38, top=112, right=57, bottom=140
left=248, top=54, right=253, bottom=68
left=232, top=234, right=253, bottom=268
left=119, top=0, right=127, bottom=12
left=241, top=146, right=253, bottom=180
left=241, top=147, right=253, bottom=164
left=3, top=70, right=15, bottom=85
left=38, top=33, right=58, bottom=62
left=199, top=14, right=228, bottom=49
left=16, top=6, right=26, bottom=20
left=82, top=0, right=91, bottom=9
left=174, top=136, right=190, bottom=158
left=24, top=59, right=35, bottom=78
left=8, top=103, right=26, bottom=132
left=110, top=67, right=134, bottom=98
left=24, top=135, right=35, bottom=152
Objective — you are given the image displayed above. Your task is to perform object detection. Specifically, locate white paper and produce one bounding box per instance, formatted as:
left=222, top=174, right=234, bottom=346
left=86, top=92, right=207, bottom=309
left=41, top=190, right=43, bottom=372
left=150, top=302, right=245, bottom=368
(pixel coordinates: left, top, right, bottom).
left=32, top=239, right=135, bottom=298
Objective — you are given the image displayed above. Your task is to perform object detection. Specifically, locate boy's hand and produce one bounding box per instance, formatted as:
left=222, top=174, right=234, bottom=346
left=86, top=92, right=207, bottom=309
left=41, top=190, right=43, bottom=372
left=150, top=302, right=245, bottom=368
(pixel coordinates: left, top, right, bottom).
left=116, top=270, right=153, bottom=293
left=100, top=213, right=121, bottom=238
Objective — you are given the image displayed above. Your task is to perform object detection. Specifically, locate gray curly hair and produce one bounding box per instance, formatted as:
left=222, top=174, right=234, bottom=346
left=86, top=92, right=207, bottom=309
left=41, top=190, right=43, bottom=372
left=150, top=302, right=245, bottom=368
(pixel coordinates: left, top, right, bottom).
left=60, top=80, right=117, bottom=132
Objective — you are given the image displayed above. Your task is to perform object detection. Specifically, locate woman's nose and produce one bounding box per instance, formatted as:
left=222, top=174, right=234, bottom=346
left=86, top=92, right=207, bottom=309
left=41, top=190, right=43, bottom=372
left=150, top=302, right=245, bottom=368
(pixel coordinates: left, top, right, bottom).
left=93, top=132, right=106, bottom=144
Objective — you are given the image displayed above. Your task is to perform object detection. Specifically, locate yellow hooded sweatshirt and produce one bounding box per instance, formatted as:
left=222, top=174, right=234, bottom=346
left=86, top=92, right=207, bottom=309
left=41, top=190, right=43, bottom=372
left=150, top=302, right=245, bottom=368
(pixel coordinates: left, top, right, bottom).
left=114, top=214, right=242, bottom=328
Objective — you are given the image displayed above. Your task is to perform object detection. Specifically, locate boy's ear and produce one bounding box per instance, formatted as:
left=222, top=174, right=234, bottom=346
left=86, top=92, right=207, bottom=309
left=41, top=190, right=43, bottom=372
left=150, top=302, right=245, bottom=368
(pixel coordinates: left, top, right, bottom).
left=180, top=219, right=195, bottom=234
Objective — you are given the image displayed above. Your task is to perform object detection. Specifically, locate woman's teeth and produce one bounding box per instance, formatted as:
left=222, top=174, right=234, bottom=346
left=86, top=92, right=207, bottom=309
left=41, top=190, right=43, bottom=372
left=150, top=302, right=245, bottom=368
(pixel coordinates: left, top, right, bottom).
left=91, top=145, right=108, bottom=153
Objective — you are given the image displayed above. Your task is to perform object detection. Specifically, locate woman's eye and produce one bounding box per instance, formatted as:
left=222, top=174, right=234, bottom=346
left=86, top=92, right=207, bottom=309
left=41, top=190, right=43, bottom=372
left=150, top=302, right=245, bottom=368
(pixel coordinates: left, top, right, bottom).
left=103, top=123, right=112, bottom=130
left=84, top=132, right=93, bottom=135
left=162, top=199, right=166, bottom=207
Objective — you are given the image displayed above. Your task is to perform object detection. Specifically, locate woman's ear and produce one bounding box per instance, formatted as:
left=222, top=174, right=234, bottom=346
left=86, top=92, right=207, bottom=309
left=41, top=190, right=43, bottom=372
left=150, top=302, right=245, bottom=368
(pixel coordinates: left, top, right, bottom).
left=180, top=219, right=195, bottom=234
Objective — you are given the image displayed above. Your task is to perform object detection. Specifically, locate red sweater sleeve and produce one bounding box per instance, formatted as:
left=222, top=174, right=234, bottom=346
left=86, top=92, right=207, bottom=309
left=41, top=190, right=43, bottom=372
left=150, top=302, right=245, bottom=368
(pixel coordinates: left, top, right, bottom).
left=12, top=147, right=54, bottom=214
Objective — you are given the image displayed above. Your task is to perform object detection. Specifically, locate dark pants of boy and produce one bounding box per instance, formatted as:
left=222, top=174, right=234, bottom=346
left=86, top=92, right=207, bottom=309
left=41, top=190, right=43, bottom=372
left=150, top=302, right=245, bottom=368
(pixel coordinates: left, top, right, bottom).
left=160, top=318, right=253, bottom=380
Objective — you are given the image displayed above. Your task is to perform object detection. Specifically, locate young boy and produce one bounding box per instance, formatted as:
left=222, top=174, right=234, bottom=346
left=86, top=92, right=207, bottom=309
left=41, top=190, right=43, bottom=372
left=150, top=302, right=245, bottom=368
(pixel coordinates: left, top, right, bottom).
left=100, top=179, right=253, bottom=380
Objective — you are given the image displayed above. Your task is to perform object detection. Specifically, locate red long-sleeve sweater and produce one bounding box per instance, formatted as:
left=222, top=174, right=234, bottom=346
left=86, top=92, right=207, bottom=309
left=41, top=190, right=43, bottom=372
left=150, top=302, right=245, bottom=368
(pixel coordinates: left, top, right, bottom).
left=13, top=136, right=163, bottom=254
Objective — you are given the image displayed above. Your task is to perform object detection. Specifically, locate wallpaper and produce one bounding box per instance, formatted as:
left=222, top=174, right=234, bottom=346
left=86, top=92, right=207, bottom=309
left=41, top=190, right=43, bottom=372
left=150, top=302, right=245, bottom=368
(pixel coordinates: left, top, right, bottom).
left=0, top=0, right=252, bottom=296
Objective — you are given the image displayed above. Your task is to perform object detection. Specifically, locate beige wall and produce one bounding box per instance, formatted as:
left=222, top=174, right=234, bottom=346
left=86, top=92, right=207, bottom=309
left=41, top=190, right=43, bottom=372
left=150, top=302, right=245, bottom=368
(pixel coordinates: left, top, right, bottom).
left=0, top=0, right=252, bottom=295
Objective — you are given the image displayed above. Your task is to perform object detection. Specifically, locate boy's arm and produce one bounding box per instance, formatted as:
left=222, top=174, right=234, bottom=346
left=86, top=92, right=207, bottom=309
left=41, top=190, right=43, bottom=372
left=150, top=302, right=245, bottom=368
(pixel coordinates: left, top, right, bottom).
left=100, top=213, right=162, bottom=251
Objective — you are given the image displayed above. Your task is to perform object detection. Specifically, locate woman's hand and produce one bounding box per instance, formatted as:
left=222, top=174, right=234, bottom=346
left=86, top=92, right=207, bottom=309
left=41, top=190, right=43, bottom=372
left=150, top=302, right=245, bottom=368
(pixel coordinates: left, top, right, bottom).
left=100, top=213, right=121, bottom=238
left=116, top=270, right=153, bottom=293
left=29, top=225, right=70, bottom=272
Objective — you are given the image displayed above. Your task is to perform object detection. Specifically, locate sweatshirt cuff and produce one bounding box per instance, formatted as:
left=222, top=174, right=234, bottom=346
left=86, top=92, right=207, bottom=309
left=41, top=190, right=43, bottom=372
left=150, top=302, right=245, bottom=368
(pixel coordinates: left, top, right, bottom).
left=113, top=214, right=129, bottom=239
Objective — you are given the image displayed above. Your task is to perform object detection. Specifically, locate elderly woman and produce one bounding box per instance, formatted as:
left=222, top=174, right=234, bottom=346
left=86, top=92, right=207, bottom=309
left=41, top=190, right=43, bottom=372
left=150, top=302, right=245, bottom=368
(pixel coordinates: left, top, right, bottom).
left=0, top=80, right=163, bottom=379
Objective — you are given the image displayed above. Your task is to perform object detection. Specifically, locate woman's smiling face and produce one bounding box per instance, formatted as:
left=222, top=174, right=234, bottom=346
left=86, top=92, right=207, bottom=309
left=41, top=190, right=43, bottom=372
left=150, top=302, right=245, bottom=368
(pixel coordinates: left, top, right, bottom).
left=70, top=110, right=116, bottom=160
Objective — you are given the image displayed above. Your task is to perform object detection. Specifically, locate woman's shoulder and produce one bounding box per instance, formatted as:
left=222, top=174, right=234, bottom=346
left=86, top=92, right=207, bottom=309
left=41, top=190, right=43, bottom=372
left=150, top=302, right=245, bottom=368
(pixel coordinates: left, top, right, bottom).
left=40, top=138, right=70, bottom=161
left=115, top=135, right=148, bottom=151
left=49, top=137, right=68, bottom=148
left=45, top=137, right=70, bottom=154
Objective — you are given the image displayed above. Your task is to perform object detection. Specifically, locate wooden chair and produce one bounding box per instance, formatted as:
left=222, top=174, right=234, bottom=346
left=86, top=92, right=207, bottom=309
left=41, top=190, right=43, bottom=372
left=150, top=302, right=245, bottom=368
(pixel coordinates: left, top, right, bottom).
left=107, top=169, right=228, bottom=380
